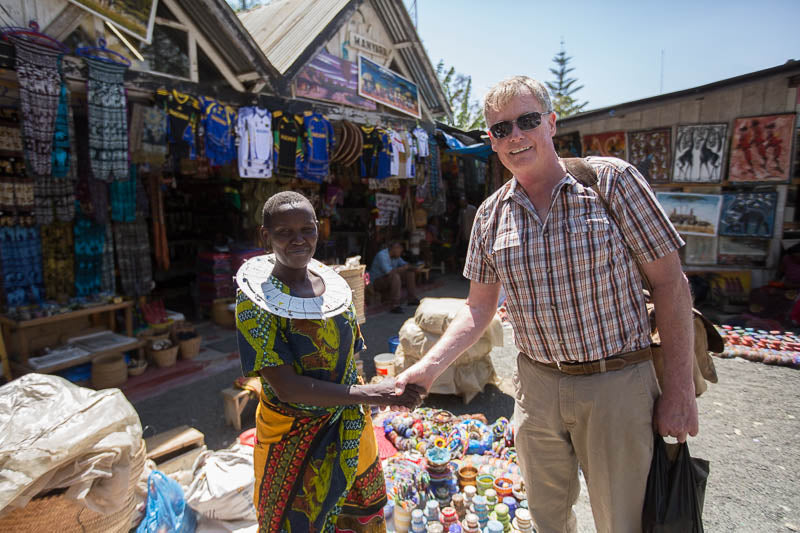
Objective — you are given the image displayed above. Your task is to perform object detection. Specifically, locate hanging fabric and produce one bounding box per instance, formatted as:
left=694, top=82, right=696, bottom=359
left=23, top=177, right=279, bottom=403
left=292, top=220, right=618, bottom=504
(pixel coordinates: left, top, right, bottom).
left=114, top=220, right=153, bottom=297
left=199, top=96, right=237, bottom=167
left=10, top=36, right=63, bottom=177
left=0, top=106, right=33, bottom=226
left=85, top=57, right=129, bottom=181
left=111, top=166, right=137, bottom=222
left=101, top=223, right=115, bottom=294
left=0, top=225, right=44, bottom=308
left=40, top=222, right=74, bottom=300
left=73, top=209, right=104, bottom=297
left=129, top=103, right=168, bottom=165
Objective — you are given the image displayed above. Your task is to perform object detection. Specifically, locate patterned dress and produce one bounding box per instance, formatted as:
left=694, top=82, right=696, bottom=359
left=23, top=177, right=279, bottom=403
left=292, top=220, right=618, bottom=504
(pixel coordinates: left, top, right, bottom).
left=236, top=281, right=386, bottom=533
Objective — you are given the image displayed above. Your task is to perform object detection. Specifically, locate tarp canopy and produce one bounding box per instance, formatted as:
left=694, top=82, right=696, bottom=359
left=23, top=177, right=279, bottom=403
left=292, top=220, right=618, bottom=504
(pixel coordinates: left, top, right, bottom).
left=446, top=143, right=492, bottom=161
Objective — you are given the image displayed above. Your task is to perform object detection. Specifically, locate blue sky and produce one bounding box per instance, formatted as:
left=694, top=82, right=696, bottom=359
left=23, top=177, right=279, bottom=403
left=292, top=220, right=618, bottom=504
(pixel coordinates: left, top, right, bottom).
left=412, top=0, right=800, bottom=111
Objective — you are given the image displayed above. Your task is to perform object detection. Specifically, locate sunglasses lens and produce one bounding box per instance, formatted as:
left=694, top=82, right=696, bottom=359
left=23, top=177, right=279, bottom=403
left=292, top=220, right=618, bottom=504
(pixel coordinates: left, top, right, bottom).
left=490, top=121, right=513, bottom=138
left=517, top=112, right=542, bottom=131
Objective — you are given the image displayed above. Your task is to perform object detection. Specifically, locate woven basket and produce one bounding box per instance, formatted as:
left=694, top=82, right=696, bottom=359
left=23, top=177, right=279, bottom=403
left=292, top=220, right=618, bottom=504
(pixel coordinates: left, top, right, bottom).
left=211, top=297, right=236, bottom=327
left=179, top=335, right=202, bottom=360
left=148, top=345, right=178, bottom=367
left=338, top=265, right=366, bottom=324
left=138, top=328, right=170, bottom=343
left=0, top=441, right=145, bottom=533
left=91, top=354, right=128, bottom=389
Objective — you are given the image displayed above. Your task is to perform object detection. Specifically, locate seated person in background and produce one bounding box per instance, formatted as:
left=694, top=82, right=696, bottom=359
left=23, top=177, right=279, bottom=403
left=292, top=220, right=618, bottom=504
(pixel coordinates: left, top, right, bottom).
left=369, top=241, right=420, bottom=313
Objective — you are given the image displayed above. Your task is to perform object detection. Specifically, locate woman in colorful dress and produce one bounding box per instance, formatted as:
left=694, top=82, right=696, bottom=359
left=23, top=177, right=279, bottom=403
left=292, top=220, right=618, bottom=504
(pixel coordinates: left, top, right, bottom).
left=235, top=191, right=423, bottom=532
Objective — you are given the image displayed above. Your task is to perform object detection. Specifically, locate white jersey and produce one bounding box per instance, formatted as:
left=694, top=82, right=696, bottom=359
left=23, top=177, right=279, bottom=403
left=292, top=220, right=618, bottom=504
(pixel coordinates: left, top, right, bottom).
left=413, top=127, right=429, bottom=157
left=237, top=106, right=272, bottom=178
left=405, top=131, right=417, bottom=178
left=390, top=129, right=405, bottom=177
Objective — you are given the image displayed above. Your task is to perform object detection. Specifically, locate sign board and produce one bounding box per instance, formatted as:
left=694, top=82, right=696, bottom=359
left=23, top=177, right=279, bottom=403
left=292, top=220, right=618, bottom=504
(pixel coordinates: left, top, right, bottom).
left=68, top=0, right=159, bottom=43
left=358, top=55, right=421, bottom=119
left=350, top=32, right=390, bottom=58
left=294, top=50, right=376, bottom=111
left=375, top=193, right=402, bottom=226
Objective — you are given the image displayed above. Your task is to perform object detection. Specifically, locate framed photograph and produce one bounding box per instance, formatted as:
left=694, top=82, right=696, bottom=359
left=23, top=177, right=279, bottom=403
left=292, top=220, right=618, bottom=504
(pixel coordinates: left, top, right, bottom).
left=582, top=131, right=626, bottom=159
left=68, top=0, right=158, bottom=43
left=358, top=55, right=421, bottom=119
left=683, top=235, right=718, bottom=265
left=553, top=131, right=582, bottom=158
left=718, top=191, right=778, bottom=238
left=627, top=127, right=672, bottom=183
left=673, top=123, right=728, bottom=183
left=728, top=113, right=797, bottom=183
left=294, top=50, right=376, bottom=111
left=717, top=236, right=770, bottom=266
left=656, top=192, right=722, bottom=236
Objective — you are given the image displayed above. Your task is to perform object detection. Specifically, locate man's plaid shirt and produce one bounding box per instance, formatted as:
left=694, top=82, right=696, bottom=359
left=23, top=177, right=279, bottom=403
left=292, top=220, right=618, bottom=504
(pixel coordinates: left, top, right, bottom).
left=464, top=157, right=684, bottom=363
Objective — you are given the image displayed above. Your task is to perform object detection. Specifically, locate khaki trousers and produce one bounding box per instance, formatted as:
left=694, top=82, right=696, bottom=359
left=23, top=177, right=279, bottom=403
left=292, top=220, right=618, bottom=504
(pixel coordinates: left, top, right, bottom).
left=512, top=352, right=660, bottom=533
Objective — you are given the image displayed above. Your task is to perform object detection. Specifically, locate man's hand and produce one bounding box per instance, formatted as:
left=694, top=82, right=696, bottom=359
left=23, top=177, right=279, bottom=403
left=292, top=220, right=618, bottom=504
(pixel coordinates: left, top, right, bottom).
left=653, top=387, right=698, bottom=443
left=390, top=360, right=436, bottom=411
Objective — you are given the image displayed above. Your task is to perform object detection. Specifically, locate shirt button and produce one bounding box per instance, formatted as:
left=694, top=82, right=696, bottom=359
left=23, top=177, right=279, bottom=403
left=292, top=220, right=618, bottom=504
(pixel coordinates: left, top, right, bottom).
left=550, top=304, right=556, bottom=310
left=546, top=268, right=552, bottom=274
left=542, top=230, right=548, bottom=236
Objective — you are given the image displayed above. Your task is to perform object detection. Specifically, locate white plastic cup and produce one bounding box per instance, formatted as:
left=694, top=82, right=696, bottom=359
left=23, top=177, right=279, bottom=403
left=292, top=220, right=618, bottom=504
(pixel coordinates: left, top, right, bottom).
left=374, top=352, right=396, bottom=377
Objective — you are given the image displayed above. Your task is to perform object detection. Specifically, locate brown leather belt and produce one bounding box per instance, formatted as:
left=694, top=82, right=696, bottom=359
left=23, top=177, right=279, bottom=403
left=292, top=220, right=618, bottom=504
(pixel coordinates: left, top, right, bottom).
left=529, top=346, right=652, bottom=376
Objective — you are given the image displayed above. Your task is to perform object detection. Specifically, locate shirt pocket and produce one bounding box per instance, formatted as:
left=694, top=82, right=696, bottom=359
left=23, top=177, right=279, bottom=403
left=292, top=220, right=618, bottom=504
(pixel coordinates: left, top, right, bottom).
left=492, top=231, right=521, bottom=252
left=565, top=216, right=612, bottom=270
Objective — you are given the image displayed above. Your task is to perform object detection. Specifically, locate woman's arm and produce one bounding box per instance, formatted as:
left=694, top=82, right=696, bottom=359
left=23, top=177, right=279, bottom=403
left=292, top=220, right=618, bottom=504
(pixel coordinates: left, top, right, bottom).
left=259, top=364, right=424, bottom=409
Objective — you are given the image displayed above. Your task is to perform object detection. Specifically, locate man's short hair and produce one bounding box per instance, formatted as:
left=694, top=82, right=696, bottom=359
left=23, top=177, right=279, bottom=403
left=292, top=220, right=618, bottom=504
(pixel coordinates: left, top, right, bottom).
left=484, top=76, right=553, bottom=125
left=261, top=191, right=314, bottom=227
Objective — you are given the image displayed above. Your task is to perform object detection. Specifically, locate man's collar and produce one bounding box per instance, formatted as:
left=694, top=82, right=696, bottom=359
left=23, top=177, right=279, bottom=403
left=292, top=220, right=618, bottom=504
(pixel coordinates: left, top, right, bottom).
left=502, top=173, right=577, bottom=203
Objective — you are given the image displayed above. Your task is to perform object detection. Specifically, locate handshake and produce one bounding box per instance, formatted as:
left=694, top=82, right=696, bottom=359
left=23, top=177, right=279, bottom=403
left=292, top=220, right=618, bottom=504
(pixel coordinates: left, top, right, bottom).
left=357, top=377, right=426, bottom=410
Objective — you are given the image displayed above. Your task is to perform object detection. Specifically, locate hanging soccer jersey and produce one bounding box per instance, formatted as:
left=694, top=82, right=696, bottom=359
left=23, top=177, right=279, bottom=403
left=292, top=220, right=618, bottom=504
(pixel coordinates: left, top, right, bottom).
left=359, top=125, right=381, bottom=179
left=405, top=130, right=416, bottom=178
left=376, top=129, right=392, bottom=180
left=273, top=111, right=304, bottom=177
left=413, top=127, right=429, bottom=157
left=199, top=96, right=236, bottom=166
left=389, top=129, right=405, bottom=177
left=300, top=112, right=333, bottom=182
left=156, top=88, right=200, bottom=161
left=236, top=106, right=272, bottom=178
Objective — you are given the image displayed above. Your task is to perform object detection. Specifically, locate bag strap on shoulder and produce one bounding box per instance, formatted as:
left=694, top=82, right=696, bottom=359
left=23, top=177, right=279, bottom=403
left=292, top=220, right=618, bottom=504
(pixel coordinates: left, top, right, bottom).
left=563, top=157, right=653, bottom=293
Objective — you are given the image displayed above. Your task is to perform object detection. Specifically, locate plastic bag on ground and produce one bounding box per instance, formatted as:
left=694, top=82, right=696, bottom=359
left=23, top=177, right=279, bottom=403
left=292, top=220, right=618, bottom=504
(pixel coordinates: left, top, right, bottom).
left=184, top=443, right=256, bottom=521
left=136, top=470, right=197, bottom=533
left=642, top=434, right=709, bottom=533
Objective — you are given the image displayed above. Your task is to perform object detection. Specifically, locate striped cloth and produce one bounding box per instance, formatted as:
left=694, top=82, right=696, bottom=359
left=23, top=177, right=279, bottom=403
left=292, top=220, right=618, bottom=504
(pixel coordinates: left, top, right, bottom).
left=464, top=156, right=684, bottom=363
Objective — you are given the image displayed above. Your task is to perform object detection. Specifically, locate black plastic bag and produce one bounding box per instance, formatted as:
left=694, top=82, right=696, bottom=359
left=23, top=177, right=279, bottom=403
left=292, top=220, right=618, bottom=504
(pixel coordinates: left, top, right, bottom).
left=642, top=433, right=710, bottom=533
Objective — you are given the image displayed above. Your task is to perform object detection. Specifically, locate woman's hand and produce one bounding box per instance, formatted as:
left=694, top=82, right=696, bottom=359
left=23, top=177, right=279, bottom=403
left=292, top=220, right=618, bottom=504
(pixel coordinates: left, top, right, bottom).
left=356, top=378, right=425, bottom=409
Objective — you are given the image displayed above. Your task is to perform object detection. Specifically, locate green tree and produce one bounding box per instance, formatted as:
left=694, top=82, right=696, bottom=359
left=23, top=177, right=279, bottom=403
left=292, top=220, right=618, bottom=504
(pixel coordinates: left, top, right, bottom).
left=546, top=40, right=588, bottom=118
left=436, top=60, right=486, bottom=130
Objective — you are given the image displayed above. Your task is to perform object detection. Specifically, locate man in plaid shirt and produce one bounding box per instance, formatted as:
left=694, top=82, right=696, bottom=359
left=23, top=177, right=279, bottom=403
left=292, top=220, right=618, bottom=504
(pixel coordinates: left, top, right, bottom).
left=395, top=76, right=697, bottom=532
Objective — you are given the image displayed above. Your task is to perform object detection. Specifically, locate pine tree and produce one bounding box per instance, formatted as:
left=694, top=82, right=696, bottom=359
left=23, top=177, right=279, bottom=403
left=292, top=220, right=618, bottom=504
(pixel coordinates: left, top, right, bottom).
left=546, top=40, right=588, bottom=118
left=436, top=60, right=486, bottom=130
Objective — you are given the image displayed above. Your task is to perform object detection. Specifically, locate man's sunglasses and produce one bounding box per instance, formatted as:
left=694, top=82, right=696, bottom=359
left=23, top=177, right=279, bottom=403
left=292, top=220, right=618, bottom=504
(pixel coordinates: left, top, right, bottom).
left=488, top=111, right=551, bottom=139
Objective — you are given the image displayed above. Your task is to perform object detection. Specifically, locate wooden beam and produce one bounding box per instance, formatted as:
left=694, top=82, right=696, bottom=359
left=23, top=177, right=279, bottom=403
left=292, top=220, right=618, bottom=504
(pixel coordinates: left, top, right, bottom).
left=251, top=80, right=267, bottom=94
left=43, top=4, right=86, bottom=41
left=188, top=32, right=198, bottom=83
left=155, top=16, right=188, bottom=31
left=161, top=0, right=245, bottom=92
left=393, top=41, right=414, bottom=50
left=237, top=71, right=261, bottom=82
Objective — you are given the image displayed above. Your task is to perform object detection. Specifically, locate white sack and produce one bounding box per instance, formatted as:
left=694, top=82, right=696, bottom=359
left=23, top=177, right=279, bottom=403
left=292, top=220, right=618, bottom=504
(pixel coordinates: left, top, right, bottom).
left=185, top=443, right=256, bottom=521
left=413, top=297, right=504, bottom=347
left=397, top=346, right=497, bottom=404
left=399, top=319, right=493, bottom=363
left=0, top=374, right=142, bottom=516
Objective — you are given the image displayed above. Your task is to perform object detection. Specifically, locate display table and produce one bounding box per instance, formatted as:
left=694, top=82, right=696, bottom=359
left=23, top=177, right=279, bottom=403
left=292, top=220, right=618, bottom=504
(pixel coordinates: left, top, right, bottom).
left=0, top=301, right=135, bottom=371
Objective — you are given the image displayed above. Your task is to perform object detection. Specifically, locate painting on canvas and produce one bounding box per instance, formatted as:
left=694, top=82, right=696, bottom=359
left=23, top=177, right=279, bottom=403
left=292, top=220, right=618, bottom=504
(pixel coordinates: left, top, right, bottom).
left=673, top=124, right=727, bottom=183
left=717, top=237, right=770, bottom=266
left=683, top=236, right=718, bottom=265
left=718, top=191, right=777, bottom=238
left=627, top=128, right=672, bottom=183
left=553, top=132, right=582, bottom=158
left=582, top=131, right=626, bottom=159
left=655, top=192, right=722, bottom=236
left=729, top=113, right=796, bottom=182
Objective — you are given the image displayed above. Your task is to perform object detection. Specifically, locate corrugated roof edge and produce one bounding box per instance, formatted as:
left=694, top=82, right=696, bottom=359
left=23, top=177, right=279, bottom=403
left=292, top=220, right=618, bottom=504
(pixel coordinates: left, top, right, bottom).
left=558, top=59, right=800, bottom=127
